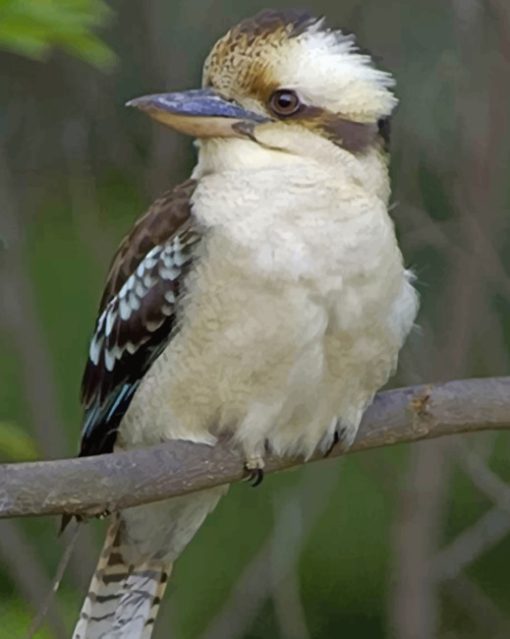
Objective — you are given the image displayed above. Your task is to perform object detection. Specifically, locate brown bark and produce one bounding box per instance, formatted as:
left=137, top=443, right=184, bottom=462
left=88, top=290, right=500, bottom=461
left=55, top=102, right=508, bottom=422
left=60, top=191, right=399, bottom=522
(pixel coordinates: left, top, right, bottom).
left=0, top=378, right=509, bottom=520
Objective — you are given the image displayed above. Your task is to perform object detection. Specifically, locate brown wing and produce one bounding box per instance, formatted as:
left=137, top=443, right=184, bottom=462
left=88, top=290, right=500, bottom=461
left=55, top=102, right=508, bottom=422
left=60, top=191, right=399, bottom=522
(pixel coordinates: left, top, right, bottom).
left=97, top=179, right=197, bottom=310
left=79, top=179, right=199, bottom=456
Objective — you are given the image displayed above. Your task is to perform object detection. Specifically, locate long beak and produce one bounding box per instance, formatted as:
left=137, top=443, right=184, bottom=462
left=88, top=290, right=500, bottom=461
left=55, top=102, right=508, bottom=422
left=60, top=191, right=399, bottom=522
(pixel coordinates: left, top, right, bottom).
left=126, top=88, right=269, bottom=138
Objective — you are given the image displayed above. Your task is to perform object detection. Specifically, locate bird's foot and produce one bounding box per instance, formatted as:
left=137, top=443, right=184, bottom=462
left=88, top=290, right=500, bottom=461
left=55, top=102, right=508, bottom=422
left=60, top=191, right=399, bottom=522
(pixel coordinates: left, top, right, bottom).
left=324, top=430, right=340, bottom=457
left=323, top=422, right=355, bottom=458
left=60, top=506, right=110, bottom=535
left=244, top=455, right=265, bottom=487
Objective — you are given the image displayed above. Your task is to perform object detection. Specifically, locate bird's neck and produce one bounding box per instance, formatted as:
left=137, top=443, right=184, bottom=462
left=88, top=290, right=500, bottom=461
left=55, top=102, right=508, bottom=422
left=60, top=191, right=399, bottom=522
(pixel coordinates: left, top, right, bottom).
left=192, top=136, right=391, bottom=204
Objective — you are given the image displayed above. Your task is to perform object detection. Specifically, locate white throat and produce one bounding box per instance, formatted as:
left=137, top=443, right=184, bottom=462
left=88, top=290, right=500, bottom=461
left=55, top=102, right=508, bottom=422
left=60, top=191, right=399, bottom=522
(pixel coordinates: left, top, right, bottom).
left=192, top=130, right=391, bottom=205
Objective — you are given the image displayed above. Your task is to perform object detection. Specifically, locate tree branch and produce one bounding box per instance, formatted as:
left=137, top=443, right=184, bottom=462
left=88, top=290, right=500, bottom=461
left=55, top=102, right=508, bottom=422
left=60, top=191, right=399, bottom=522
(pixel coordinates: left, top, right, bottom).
left=1, top=378, right=509, bottom=520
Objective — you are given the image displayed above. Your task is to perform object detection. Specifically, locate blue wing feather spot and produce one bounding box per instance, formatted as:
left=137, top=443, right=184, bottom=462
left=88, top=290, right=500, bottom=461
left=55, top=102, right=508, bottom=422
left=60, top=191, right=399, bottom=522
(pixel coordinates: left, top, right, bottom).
left=80, top=381, right=139, bottom=454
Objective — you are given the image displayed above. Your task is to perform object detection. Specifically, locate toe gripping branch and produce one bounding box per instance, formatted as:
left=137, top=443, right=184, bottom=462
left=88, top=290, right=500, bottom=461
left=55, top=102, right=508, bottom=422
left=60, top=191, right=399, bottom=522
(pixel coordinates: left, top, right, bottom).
left=243, top=454, right=266, bottom=487
left=244, top=465, right=265, bottom=487
left=324, top=431, right=340, bottom=458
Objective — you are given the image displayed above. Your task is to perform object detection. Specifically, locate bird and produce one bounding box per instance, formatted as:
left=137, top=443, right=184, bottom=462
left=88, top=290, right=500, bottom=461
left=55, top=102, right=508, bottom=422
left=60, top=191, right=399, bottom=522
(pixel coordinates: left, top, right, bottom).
left=72, top=9, right=419, bottom=639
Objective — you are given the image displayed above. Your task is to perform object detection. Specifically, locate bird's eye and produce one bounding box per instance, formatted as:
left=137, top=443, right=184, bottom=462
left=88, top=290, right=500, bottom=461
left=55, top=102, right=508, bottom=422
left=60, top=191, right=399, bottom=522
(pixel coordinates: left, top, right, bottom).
left=268, top=89, right=301, bottom=117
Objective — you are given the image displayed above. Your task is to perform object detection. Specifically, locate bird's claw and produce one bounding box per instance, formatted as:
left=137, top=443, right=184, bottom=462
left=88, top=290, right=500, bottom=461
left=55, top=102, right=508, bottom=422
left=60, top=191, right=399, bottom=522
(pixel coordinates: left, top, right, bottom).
left=244, top=456, right=265, bottom=487
left=324, top=430, right=340, bottom=457
left=324, top=423, right=354, bottom=458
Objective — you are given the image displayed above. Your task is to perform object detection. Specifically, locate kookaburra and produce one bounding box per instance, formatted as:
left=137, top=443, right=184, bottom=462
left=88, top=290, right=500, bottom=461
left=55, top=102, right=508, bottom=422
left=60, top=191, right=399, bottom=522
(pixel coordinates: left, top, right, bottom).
left=73, top=9, right=418, bottom=639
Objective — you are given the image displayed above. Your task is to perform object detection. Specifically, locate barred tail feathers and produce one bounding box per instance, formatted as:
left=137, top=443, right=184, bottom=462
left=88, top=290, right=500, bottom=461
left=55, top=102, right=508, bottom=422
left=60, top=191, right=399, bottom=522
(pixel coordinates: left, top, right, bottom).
left=72, top=515, right=171, bottom=639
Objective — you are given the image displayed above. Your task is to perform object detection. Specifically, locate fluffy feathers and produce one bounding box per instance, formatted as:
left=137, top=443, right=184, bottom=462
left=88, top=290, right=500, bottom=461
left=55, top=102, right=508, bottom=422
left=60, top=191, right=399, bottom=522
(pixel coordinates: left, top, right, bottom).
left=74, top=10, right=417, bottom=639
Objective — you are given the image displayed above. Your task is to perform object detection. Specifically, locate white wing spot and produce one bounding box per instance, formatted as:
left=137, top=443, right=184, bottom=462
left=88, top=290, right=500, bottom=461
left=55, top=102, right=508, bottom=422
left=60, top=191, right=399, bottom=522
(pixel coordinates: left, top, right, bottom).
left=104, top=349, right=115, bottom=371
left=161, top=252, right=174, bottom=269
left=119, top=273, right=136, bottom=300
left=135, top=281, right=146, bottom=298
left=110, top=344, right=123, bottom=360
left=160, top=266, right=180, bottom=281
left=96, top=310, right=106, bottom=332
left=164, top=290, right=176, bottom=304
left=89, top=334, right=104, bottom=365
left=173, top=249, right=186, bottom=267
left=105, top=309, right=117, bottom=337
left=143, top=274, right=155, bottom=288
left=126, top=341, right=138, bottom=355
left=146, top=318, right=165, bottom=332
left=119, top=298, right=131, bottom=321
left=128, top=292, right=141, bottom=311
left=143, top=247, right=160, bottom=269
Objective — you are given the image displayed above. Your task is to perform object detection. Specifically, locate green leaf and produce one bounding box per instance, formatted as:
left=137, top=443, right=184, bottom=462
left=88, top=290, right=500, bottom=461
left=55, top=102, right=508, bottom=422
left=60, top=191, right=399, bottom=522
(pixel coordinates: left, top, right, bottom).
left=0, top=422, right=39, bottom=461
left=0, top=0, right=116, bottom=69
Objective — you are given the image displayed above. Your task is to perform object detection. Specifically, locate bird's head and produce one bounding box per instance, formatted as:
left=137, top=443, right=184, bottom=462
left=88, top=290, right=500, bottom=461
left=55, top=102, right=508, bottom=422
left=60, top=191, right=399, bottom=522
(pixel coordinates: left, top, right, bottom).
left=128, top=10, right=396, bottom=157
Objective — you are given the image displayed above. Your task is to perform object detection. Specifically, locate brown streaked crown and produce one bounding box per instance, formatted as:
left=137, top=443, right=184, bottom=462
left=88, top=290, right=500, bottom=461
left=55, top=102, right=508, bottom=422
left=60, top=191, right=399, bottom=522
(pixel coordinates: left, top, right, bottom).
left=203, top=10, right=316, bottom=107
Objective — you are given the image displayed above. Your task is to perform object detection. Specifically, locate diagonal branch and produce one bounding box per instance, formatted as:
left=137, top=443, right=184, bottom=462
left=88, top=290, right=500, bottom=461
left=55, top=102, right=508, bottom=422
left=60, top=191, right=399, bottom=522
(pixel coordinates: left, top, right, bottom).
left=1, top=377, right=509, bottom=520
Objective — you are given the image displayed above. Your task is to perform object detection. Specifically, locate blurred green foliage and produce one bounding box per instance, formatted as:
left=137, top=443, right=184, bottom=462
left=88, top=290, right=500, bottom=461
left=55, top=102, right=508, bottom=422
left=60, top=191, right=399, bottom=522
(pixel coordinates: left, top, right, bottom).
left=0, top=421, right=39, bottom=461
left=0, top=0, right=115, bottom=68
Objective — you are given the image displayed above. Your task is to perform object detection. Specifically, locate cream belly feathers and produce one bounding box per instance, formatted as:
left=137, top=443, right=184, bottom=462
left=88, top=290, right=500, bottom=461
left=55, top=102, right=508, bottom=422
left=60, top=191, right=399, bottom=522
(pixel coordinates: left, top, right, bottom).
left=117, top=136, right=418, bottom=562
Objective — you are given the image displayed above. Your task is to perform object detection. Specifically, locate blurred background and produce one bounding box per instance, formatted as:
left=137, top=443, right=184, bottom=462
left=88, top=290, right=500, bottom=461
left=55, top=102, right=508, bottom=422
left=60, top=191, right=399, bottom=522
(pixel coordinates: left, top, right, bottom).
left=1, top=0, right=510, bottom=637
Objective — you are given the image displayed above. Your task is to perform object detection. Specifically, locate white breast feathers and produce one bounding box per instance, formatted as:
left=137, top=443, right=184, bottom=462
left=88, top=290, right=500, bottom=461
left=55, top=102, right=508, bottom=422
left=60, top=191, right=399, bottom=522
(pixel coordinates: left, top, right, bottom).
left=120, top=139, right=418, bottom=461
